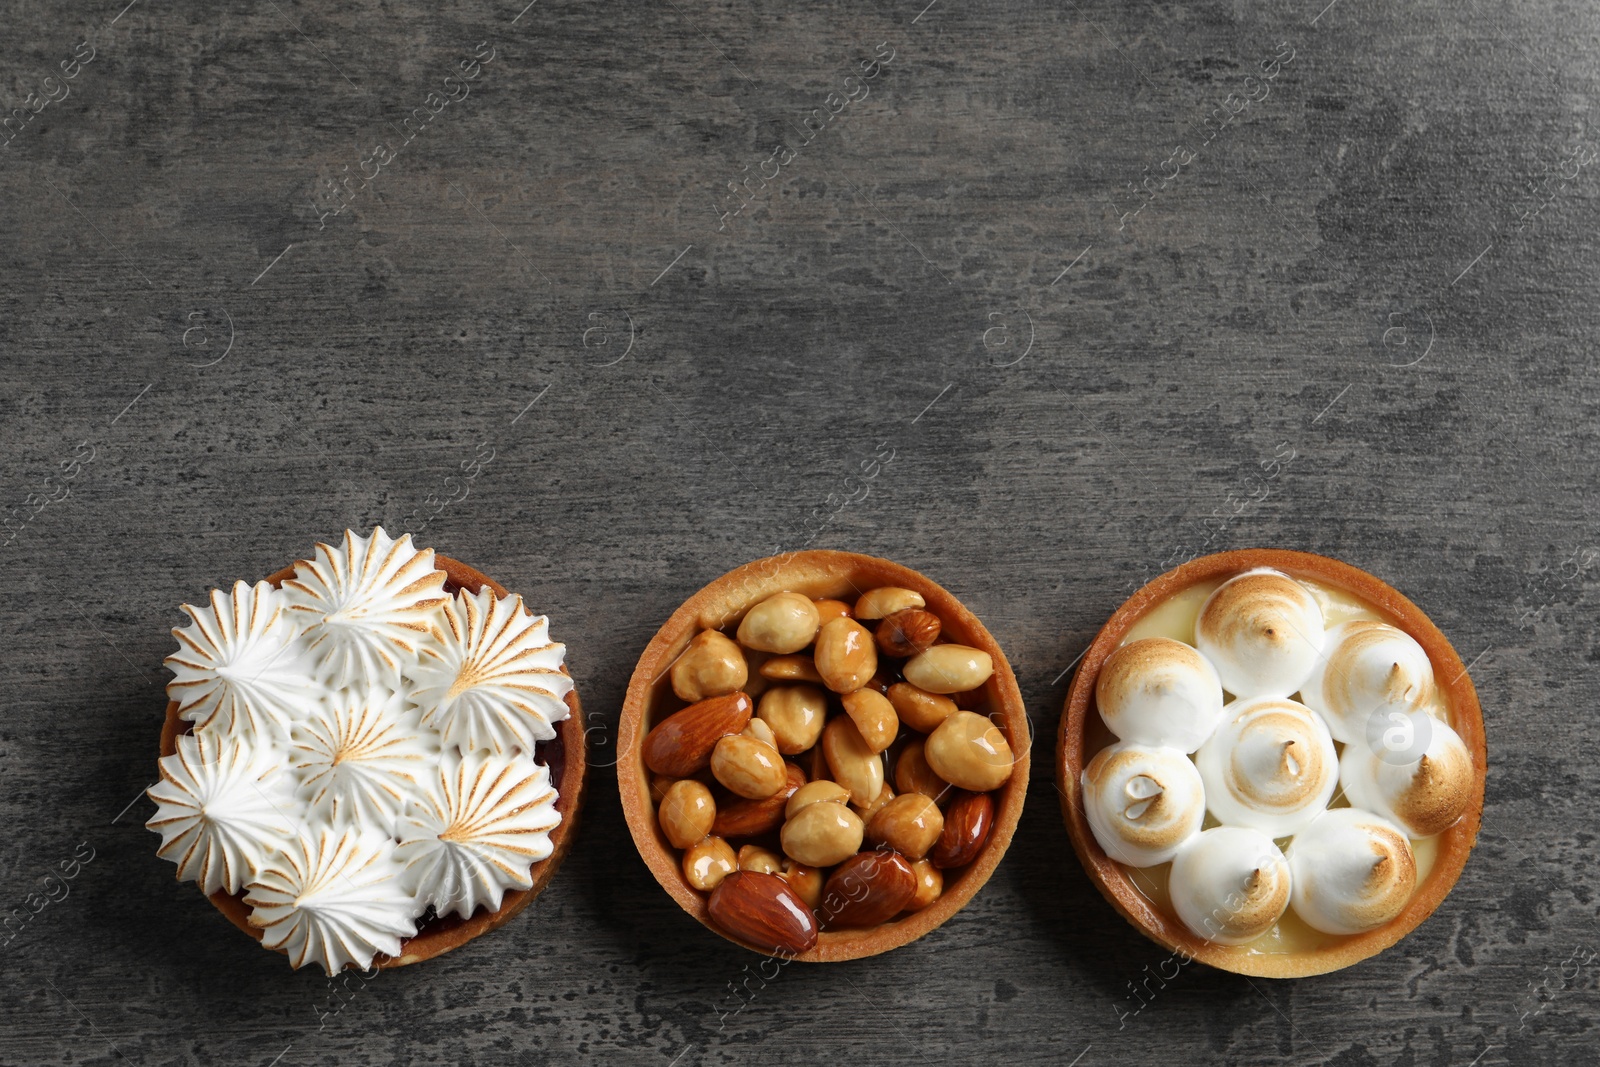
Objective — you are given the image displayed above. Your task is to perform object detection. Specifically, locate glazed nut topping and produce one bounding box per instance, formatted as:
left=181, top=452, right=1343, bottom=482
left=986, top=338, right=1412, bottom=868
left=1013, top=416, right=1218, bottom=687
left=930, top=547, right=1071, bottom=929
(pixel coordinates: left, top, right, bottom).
left=814, top=617, right=879, bottom=694
left=671, top=630, right=749, bottom=703
left=924, top=711, right=1016, bottom=792
left=841, top=689, right=899, bottom=753
left=737, top=592, right=822, bottom=655
left=683, top=835, right=738, bottom=891
left=650, top=583, right=1013, bottom=951
left=876, top=608, right=942, bottom=658
left=711, top=734, right=788, bottom=799
left=867, top=793, right=945, bottom=860
left=659, top=780, right=716, bottom=849
left=757, top=685, right=829, bottom=754
left=780, top=801, right=865, bottom=867
left=853, top=587, right=926, bottom=621
left=903, top=644, right=993, bottom=695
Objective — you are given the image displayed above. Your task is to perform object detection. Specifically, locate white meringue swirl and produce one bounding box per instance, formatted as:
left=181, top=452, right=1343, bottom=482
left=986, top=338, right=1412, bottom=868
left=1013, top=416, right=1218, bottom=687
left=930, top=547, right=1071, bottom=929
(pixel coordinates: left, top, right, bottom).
left=165, top=580, right=319, bottom=744
left=1095, top=637, right=1224, bottom=752
left=1081, top=742, right=1205, bottom=867
left=1168, top=826, right=1291, bottom=945
left=409, top=588, right=573, bottom=755
left=1339, top=718, right=1474, bottom=837
left=1300, top=620, right=1435, bottom=744
left=395, top=750, right=562, bottom=919
left=1194, top=697, right=1338, bottom=837
left=146, top=731, right=302, bottom=895
left=283, top=527, right=448, bottom=687
left=244, top=827, right=419, bottom=974
left=1195, top=568, right=1325, bottom=699
left=289, top=692, right=441, bottom=831
left=1287, top=808, right=1417, bottom=935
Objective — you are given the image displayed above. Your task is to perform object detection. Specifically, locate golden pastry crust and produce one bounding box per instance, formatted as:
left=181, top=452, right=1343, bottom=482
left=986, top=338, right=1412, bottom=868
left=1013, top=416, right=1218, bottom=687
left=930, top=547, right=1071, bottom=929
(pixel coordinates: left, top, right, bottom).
left=619, top=550, right=1030, bottom=962
left=159, top=554, right=586, bottom=970
left=1057, top=548, right=1486, bottom=978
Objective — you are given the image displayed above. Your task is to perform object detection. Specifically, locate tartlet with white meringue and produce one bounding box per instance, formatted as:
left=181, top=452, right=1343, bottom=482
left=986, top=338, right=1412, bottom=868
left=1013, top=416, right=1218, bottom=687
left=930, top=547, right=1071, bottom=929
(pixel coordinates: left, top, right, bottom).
left=1059, top=549, right=1486, bottom=977
left=148, top=528, right=585, bottom=974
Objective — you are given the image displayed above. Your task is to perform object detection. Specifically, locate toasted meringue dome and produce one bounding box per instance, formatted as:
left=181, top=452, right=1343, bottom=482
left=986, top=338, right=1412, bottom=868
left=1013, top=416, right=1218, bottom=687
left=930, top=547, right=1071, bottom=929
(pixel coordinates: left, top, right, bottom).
left=1287, top=808, right=1417, bottom=935
left=146, top=731, right=301, bottom=895
left=410, top=588, right=573, bottom=755
left=1300, top=620, right=1435, bottom=744
left=166, top=580, right=319, bottom=744
left=1096, top=638, right=1224, bottom=752
left=1195, top=569, right=1325, bottom=699
left=1168, top=827, right=1292, bottom=945
left=1194, top=697, right=1338, bottom=837
left=1339, top=718, right=1474, bottom=837
left=245, top=827, right=418, bottom=974
left=395, top=750, right=561, bottom=919
left=283, top=527, right=448, bottom=687
left=290, top=693, right=441, bottom=830
left=1082, top=742, right=1205, bottom=866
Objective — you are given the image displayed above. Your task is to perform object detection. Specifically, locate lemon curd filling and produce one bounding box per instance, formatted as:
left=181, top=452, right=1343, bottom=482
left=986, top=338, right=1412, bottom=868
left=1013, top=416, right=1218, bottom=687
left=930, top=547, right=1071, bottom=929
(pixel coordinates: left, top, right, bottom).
left=1105, top=576, right=1451, bottom=956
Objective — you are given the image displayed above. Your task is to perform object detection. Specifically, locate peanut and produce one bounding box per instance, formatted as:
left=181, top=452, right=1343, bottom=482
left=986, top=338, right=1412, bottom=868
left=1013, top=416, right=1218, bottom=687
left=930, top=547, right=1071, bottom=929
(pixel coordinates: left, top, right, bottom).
left=671, top=630, right=749, bottom=702
left=924, top=710, right=1014, bottom=791
left=903, top=644, right=993, bottom=695
left=814, top=617, right=878, bottom=694
left=683, top=835, right=737, bottom=891
left=736, top=591, right=821, bottom=655
left=841, top=688, right=899, bottom=753
left=658, top=779, right=716, bottom=849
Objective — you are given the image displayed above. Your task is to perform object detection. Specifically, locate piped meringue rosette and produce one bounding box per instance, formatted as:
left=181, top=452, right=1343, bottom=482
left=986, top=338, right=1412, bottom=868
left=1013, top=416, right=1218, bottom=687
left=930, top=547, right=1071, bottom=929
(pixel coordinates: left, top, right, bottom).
left=1081, top=566, right=1474, bottom=948
left=147, top=528, right=574, bottom=974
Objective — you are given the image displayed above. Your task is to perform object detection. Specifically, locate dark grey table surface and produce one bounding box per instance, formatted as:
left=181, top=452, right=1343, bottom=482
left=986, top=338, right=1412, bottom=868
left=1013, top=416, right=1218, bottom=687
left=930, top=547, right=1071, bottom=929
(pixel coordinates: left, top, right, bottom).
left=2, top=0, right=1596, bottom=1064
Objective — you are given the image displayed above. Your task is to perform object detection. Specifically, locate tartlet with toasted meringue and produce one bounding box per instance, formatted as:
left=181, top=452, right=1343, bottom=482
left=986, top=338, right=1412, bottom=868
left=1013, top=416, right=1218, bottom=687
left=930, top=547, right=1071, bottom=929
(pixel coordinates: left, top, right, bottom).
left=1058, top=549, right=1486, bottom=977
left=149, top=528, right=585, bottom=973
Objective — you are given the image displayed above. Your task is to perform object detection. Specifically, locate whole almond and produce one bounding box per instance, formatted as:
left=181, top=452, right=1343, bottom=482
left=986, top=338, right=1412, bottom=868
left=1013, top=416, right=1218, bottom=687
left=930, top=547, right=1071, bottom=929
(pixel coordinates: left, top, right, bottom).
left=820, top=850, right=916, bottom=927
left=875, top=608, right=942, bottom=658
left=713, top=763, right=805, bottom=839
left=814, top=617, right=878, bottom=694
left=708, top=871, right=820, bottom=955
left=930, top=789, right=995, bottom=870
left=643, top=691, right=753, bottom=778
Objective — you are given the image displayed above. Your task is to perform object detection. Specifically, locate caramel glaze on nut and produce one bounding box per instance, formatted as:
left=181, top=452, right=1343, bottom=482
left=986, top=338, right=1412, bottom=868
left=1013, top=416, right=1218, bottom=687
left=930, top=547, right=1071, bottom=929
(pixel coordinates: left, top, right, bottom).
left=708, top=871, right=820, bottom=955
left=671, top=630, right=749, bottom=703
left=876, top=608, right=942, bottom=658
left=713, top=763, right=805, bottom=839
left=930, top=790, right=995, bottom=870
left=647, top=580, right=1019, bottom=952
left=820, top=850, right=917, bottom=927
left=644, top=691, right=753, bottom=778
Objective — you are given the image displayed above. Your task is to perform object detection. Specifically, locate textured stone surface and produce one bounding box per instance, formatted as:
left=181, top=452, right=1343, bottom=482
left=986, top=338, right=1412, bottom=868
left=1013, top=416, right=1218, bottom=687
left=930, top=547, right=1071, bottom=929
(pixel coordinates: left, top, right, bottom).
left=1, top=0, right=1597, bottom=1064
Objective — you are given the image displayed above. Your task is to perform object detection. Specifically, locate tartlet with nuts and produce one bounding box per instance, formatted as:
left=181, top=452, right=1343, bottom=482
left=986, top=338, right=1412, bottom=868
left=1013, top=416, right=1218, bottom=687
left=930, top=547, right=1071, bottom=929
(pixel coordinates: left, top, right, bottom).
left=1058, top=549, right=1486, bottom=977
left=619, top=551, right=1030, bottom=961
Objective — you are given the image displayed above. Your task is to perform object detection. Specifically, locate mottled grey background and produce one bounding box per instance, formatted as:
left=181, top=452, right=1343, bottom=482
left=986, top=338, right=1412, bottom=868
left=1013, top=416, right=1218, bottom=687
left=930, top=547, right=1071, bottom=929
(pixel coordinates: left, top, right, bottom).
left=1, top=0, right=1595, bottom=1063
